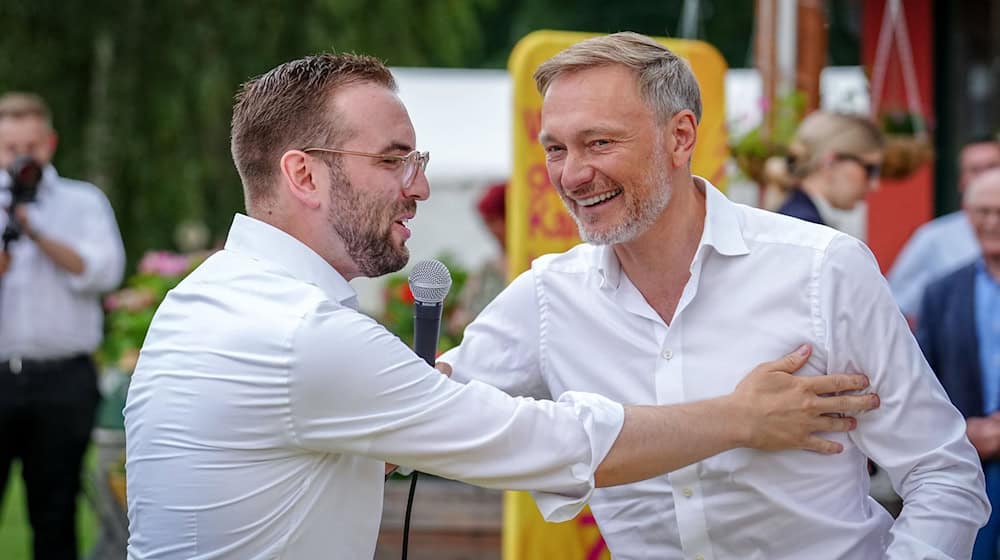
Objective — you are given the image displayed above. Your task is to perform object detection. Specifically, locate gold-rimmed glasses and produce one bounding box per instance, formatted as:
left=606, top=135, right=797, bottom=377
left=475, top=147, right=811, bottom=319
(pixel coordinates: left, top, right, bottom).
left=303, top=147, right=430, bottom=188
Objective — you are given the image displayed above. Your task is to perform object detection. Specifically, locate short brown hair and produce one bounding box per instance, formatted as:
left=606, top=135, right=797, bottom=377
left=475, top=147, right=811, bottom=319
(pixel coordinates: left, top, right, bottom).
left=230, top=53, right=396, bottom=207
left=0, top=92, right=52, bottom=126
left=533, top=32, right=702, bottom=123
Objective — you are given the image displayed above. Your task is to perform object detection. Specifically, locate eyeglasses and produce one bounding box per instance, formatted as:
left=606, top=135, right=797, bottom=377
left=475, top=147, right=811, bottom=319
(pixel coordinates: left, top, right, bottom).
left=303, top=147, right=430, bottom=188
left=834, top=153, right=881, bottom=180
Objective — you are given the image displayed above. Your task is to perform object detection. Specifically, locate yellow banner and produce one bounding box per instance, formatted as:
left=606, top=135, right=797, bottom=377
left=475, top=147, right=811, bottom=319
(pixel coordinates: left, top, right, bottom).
left=504, top=30, right=730, bottom=560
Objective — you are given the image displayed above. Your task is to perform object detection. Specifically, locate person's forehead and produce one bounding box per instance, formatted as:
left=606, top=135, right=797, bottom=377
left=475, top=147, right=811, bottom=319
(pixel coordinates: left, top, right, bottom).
left=961, top=143, right=1000, bottom=165
left=540, top=66, right=649, bottom=133
left=966, top=172, right=1000, bottom=204
left=331, top=83, right=416, bottom=148
left=0, top=117, right=47, bottom=139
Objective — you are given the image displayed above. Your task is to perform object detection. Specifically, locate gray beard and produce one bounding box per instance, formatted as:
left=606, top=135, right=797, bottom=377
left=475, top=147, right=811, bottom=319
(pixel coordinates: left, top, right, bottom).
left=569, top=165, right=672, bottom=246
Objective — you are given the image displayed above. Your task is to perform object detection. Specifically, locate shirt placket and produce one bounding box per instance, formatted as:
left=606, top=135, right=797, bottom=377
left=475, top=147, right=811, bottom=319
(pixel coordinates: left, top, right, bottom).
left=656, top=249, right=716, bottom=560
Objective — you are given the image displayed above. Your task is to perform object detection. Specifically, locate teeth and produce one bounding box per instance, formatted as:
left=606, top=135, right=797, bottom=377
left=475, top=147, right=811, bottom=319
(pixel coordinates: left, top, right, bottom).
left=578, top=189, right=622, bottom=207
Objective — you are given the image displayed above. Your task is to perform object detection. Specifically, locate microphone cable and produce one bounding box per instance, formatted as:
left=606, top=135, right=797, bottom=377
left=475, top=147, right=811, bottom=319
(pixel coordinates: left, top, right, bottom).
left=401, top=472, right=418, bottom=560
left=400, top=259, right=452, bottom=560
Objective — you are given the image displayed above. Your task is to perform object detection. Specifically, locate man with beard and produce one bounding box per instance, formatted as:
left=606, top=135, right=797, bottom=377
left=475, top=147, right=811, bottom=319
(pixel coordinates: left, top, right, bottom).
left=441, top=32, right=988, bottom=559
left=123, top=53, right=881, bottom=559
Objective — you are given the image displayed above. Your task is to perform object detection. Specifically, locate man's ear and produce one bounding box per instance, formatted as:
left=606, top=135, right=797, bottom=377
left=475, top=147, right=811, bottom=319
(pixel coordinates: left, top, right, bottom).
left=279, top=150, right=323, bottom=209
left=668, top=110, right=698, bottom=168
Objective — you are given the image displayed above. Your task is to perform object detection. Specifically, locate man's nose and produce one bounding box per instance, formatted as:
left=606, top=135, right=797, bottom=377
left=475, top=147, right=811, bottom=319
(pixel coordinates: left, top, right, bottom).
left=403, top=169, right=430, bottom=201
left=556, top=150, right=596, bottom=193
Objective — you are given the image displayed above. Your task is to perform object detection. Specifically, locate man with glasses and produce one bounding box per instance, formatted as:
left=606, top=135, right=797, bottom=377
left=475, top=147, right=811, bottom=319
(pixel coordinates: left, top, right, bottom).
left=441, top=33, right=987, bottom=559
left=123, top=52, right=880, bottom=558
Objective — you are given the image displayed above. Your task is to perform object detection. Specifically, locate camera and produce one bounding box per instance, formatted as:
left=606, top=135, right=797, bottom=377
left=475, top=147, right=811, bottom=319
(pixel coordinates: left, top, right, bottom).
left=2, top=155, right=43, bottom=249
left=8, top=155, right=42, bottom=206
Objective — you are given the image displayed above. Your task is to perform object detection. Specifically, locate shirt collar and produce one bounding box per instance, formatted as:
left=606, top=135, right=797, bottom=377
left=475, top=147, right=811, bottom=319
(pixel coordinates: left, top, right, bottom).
left=223, top=213, right=359, bottom=309
left=976, top=258, right=1000, bottom=287
left=596, top=176, right=750, bottom=289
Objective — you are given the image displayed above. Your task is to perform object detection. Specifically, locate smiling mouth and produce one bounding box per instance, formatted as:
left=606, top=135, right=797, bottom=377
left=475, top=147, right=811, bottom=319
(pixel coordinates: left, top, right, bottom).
left=577, top=188, right=623, bottom=208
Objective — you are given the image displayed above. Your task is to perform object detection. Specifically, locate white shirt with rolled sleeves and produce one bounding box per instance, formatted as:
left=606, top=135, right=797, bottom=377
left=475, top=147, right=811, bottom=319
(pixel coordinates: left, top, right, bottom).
left=0, top=165, right=125, bottom=358
left=442, top=178, right=989, bottom=560
left=123, top=213, right=624, bottom=559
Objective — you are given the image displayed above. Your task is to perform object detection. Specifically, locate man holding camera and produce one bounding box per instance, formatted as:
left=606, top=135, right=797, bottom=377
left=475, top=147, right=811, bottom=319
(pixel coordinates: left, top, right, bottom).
left=0, top=92, right=125, bottom=560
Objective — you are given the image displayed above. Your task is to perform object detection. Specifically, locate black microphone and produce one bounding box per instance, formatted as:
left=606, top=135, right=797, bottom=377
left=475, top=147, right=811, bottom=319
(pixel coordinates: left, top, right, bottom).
left=400, top=259, right=452, bottom=560
left=407, top=259, right=452, bottom=366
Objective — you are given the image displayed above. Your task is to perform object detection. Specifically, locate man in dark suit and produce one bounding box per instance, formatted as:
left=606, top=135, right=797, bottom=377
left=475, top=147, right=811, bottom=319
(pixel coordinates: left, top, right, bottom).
left=918, top=167, right=1000, bottom=560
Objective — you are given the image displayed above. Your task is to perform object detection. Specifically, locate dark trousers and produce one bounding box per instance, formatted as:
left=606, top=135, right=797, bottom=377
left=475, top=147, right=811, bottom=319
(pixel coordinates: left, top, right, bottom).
left=0, top=355, right=100, bottom=560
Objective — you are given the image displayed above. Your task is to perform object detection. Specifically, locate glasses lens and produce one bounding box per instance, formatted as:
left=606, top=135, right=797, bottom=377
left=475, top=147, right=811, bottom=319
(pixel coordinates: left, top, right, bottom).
left=400, top=151, right=430, bottom=188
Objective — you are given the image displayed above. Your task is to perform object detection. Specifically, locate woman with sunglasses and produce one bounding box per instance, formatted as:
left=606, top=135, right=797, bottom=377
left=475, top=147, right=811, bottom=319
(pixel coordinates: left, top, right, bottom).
left=773, top=111, right=885, bottom=227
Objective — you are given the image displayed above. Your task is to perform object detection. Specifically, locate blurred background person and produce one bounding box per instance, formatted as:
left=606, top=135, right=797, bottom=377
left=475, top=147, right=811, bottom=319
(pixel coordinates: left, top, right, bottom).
left=917, top=167, right=1000, bottom=560
left=449, top=181, right=508, bottom=333
left=890, top=136, right=1000, bottom=325
left=773, top=111, right=885, bottom=228
left=0, top=92, right=125, bottom=560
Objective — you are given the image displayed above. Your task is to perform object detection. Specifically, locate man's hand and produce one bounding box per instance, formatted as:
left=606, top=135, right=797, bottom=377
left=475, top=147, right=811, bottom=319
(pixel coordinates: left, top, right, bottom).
left=730, top=344, right=879, bottom=454
left=967, top=415, right=1000, bottom=459
left=13, top=205, right=36, bottom=239
left=0, top=251, right=8, bottom=275
left=434, top=362, right=452, bottom=378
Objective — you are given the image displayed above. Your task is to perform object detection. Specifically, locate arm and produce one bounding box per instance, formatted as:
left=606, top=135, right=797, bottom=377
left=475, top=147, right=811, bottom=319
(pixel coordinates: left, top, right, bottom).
left=967, top=415, right=1000, bottom=460
left=19, top=190, right=125, bottom=292
left=14, top=205, right=84, bottom=274
left=292, top=303, right=875, bottom=522
left=887, top=226, right=934, bottom=319
left=595, top=346, right=873, bottom=486
left=444, top=267, right=874, bottom=485
left=822, top=235, right=989, bottom=560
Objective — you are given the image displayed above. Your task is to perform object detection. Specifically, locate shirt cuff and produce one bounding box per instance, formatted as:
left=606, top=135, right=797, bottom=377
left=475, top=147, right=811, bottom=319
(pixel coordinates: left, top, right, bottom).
left=531, top=391, right=625, bottom=522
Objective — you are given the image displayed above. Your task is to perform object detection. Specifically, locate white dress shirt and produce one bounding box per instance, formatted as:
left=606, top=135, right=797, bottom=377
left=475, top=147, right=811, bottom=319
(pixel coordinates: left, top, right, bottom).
left=0, top=165, right=125, bottom=358
left=443, top=178, right=989, bottom=560
left=888, top=211, right=980, bottom=318
left=124, top=213, right=625, bottom=559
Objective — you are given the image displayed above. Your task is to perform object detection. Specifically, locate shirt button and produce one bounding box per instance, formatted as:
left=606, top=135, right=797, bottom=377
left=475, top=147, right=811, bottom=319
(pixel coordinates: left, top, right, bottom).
left=682, top=487, right=693, bottom=498
left=662, top=349, right=674, bottom=360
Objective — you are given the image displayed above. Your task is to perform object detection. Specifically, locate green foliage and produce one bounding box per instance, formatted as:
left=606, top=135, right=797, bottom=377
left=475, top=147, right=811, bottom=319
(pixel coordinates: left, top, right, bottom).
left=0, top=0, right=496, bottom=268
left=98, top=251, right=206, bottom=370
left=730, top=90, right=807, bottom=158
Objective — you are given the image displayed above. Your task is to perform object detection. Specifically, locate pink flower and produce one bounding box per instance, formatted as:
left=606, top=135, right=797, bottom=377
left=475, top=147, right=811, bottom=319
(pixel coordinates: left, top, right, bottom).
left=138, top=251, right=191, bottom=277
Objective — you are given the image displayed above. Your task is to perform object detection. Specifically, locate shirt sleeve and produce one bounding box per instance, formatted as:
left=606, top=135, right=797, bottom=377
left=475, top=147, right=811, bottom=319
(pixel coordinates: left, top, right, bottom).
left=441, top=268, right=552, bottom=400
left=886, top=227, right=934, bottom=318
left=820, top=234, right=990, bottom=559
left=32, top=188, right=125, bottom=294
left=288, top=302, right=624, bottom=521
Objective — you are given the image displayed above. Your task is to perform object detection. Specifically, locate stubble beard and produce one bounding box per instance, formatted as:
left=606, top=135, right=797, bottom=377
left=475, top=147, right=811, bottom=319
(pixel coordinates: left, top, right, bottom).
left=326, top=161, right=413, bottom=277
left=565, top=157, right=673, bottom=246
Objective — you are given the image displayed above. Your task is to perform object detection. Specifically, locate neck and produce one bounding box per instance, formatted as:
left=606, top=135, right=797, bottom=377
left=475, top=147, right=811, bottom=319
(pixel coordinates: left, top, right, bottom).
left=612, top=174, right=706, bottom=293
left=799, top=174, right=827, bottom=203
left=250, top=205, right=362, bottom=281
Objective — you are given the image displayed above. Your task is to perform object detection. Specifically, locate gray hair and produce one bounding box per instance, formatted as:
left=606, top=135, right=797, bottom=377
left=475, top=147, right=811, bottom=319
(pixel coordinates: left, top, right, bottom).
left=533, top=32, right=702, bottom=123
